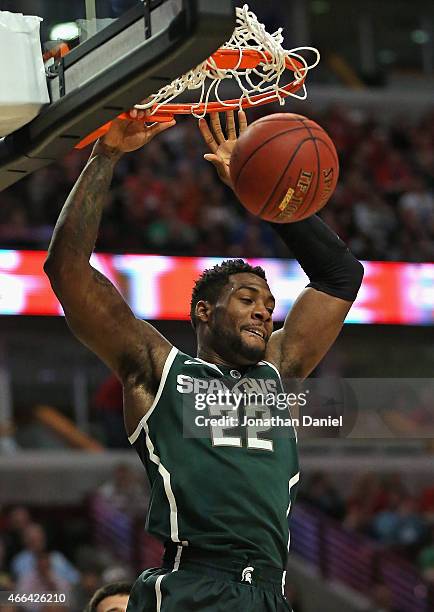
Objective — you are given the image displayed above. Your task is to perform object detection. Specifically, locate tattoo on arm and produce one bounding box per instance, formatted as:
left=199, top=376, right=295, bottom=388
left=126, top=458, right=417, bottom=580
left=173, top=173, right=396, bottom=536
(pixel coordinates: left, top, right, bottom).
left=44, top=145, right=173, bottom=392
left=47, top=151, right=118, bottom=264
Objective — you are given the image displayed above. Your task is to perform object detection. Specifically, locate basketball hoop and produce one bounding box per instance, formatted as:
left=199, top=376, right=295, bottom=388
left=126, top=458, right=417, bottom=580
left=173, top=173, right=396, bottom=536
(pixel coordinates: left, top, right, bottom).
left=75, top=5, right=320, bottom=148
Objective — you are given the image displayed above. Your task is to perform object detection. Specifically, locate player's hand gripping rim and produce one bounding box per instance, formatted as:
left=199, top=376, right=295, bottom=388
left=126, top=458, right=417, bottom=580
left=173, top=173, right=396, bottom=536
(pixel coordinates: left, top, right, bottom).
left=199, top=110, right=248, bottom=190
left=95, top=108, right=176, bottom=158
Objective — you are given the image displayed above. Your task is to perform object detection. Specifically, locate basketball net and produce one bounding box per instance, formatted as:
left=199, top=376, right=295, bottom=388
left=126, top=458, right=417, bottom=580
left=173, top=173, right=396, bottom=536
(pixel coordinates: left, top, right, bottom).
left=134, top=4, right=320, bottom=119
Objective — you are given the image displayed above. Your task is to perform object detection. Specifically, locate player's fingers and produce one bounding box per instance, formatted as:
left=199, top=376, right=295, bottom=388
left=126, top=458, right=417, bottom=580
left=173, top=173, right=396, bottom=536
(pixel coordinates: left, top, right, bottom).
left=226, top=111, right=236, bottom=139
left=148, top=119, right=176, bottom=137
left=110, top=118, right=137, bottom=138
left=199, top=118, right=218, bottom=153
left=210, top=113, right=226, bottom=144
left=204, top=153, right=219, bottom=164
left=128, top=108, right=146, bottom=121
left=238, top=110, right=248, bottom=134
left=155, top=119, right=177, bottom=132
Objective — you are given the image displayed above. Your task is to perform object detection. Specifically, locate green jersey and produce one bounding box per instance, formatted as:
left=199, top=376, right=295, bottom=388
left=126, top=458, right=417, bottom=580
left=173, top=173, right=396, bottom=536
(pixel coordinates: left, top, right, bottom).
left=128, top=347, right=299, bottom=569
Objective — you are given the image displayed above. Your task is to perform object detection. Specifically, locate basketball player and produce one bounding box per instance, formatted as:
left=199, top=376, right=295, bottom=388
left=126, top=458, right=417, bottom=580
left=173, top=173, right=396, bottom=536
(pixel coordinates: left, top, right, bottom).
left=44, top=110, right=363, bottom=611
left=85, top=581, right=132, bottom=612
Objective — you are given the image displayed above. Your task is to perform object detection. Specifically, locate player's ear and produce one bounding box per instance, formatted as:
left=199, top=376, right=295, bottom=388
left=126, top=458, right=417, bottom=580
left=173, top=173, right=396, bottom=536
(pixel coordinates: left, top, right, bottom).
left=195, top=300, right=212, bottom=324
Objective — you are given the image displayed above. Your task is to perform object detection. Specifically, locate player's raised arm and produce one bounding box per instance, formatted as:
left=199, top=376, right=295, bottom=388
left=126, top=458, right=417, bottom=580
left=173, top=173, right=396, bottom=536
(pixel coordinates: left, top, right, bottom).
left=199, top=110, right=364, bottom=380
left=44, top=114, right=176, bottom=387
left=265, top=217, right=363, bottom=379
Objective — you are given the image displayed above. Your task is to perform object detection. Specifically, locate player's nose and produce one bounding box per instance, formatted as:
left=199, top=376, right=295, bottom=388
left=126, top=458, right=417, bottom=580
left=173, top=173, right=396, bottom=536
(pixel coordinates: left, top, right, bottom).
left=252, top=304, right=271, bottom=321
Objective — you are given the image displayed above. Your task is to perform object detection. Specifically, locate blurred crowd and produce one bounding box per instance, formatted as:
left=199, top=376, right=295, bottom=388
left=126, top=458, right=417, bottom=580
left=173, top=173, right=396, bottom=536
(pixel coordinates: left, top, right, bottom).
left=0, top=105, right=433, bottom=262
left=0, top=465, right=146, bottom=612
left=0, top=461, right=304, bottom=611
left=0, top=460, right=305, bottom=611
left=300, top=471, right=434, bottom=585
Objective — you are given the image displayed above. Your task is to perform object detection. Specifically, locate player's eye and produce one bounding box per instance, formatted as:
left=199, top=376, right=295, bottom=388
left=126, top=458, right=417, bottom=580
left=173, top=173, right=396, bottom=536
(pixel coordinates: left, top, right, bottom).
left=240, top=297, right=253, bottom=304
left=267, top=308, right=274, bottom=315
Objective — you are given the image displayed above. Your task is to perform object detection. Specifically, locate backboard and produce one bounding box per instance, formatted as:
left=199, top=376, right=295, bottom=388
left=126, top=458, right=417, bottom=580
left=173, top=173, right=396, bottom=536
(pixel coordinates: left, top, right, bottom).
left=0, top=0, right=236, bottom=191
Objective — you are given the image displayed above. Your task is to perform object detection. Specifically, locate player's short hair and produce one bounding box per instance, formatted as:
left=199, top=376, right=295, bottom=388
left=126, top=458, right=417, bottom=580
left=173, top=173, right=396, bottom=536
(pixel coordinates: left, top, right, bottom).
left=84, top=581, right=132, bottom=612
left=190, top=259, right=267, bottom=329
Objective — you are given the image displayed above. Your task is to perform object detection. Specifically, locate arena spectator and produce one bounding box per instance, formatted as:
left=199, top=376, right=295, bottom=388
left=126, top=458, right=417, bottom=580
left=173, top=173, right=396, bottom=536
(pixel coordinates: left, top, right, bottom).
left=393, top=496, right=428, bottom=556
left=300, top=471, right=345, bottom=520
left=346, top=473, right=388, bottom=518
left=11, top=523, right=80, bottom=586
left=3, top=505, right=33, bottom=564
left=0, top=536, right=13, bottom=590
left=84, top=581, right=132, bottom=612
left=70, top=568, right=102, bottom=611
left=371, top=493, right=401, bottom=544
left=418, top=526, right=434, bottom=584
left=15, top=551, right=71, bottom=611
left=419, top=483, right=434, bottom=522
left=96, top=464, right=147, bottom=517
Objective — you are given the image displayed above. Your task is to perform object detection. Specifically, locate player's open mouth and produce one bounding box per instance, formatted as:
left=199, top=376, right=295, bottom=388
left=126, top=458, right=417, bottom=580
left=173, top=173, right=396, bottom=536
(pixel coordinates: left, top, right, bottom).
left=243, top=327, right=266, bottom=341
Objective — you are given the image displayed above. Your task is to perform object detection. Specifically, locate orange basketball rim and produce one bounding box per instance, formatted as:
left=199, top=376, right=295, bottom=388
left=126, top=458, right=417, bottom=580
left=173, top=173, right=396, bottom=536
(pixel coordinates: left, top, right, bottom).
left=75, top=4, right=320, bottom=149
left=75, top=51, right=307, bottom=149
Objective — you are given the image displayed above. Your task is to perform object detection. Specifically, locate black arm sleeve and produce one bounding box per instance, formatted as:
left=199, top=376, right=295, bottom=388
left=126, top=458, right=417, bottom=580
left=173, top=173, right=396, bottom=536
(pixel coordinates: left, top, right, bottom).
left=269, top=215, right=364, bottom=302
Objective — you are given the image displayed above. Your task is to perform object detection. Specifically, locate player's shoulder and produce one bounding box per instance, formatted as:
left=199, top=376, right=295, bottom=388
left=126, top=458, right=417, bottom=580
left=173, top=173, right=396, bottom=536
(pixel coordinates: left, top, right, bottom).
left=176, top=349, right=195, bottom=362
left=176, top=353, right=224, bottom=376
left=160, top=348, right=210, bottom=373
left=169, top=348, right=198, bottom=367
left=255, top=359, right=282, bottom=379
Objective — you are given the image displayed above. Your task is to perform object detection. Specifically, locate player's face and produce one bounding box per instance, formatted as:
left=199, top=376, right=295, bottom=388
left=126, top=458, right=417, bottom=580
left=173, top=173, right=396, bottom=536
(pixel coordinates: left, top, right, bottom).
left=209, top=273, right=275, bottom=364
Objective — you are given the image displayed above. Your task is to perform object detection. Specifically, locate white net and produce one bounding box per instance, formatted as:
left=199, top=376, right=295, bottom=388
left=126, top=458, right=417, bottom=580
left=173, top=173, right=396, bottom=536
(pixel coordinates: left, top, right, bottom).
left=134, top=4, right=320, bottom=118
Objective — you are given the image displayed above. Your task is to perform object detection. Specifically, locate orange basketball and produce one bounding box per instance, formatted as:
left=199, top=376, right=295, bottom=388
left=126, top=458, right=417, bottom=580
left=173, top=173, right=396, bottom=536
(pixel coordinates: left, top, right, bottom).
left=230, top=113, right=339, bottom=223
